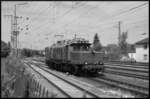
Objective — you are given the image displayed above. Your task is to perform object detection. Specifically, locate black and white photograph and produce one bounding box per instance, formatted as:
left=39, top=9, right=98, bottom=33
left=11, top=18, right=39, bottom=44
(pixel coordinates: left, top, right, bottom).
left=1, top=1, right=149, bottom=98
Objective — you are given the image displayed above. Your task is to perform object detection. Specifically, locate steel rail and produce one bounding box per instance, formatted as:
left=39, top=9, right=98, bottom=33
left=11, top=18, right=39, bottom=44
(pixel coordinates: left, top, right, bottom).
left=105, top=69, right=149, bottom=80
left=98, top=75, right=148, bottom=90
left=24, top=62, right=72, bottom=98
left=30, top=59, right=149, bottom=80
left=104, top=63, right=149, bottom=69
left=27, top=59, right=149, bottom=97
left=91, top=77, right=148, bottom=97
left=105, top=61, right=149, bottom=66
left=104, top=65, right=149, bottom=73
left=26, top=61, right=100, bottom=98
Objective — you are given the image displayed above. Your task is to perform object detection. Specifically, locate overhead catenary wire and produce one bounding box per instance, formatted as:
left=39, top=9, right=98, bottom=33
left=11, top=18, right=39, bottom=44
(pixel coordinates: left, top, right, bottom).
left=29, top=1, right=73, bottom=30
left=20, top=2, right=148, bottom=37
left=17, top=2, right=54, bottom=34
left=53, top=2, right=87, bottom=23
left=62, top=2, right=148, bottom=30
left=52, top=2, right=101, bottom=31
left=3, top=2, right=148, bottom=49
left=117, top=2, right=148, bottom=16
left=12, top=2, right=46, bottom=35
left=26, top=2, right=62, bottom=33
left=94, top=2, right=148, bottom=26
left=24, top=1, right=148, bottom=37
left=33, top=12, right=148, bottom=43
left=27, top=2, right=86, bottom=35
left=18, top=3, right=51, bottom=30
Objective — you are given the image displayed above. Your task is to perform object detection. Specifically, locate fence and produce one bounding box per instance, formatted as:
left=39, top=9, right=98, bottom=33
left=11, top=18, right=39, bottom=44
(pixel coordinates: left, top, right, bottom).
left=28, top=77, right=57, bottom=98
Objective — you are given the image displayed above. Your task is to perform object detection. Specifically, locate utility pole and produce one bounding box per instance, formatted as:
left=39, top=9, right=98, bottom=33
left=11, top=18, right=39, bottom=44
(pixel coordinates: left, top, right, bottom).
left=74, top=34, right=77, bottom=39
left=118, top=21, right=121, bottom=45
left=4, top=15, right=14, bottom=56
left=14, top=4, right=18, bottom=57
left=13, top=3, right=28, bottom=57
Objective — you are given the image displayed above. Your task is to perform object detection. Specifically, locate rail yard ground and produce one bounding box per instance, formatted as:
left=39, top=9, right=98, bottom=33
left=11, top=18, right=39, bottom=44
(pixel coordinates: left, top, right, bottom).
left=1, top=56, right=149, bottom=98
left=1, top=56, right=29, bottom=97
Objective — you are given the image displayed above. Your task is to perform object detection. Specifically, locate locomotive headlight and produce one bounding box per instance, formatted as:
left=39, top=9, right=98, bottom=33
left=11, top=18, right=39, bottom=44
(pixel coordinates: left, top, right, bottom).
left=84, top=62, right=88, bottom=64
left=99, top=61, right=104, bottom=65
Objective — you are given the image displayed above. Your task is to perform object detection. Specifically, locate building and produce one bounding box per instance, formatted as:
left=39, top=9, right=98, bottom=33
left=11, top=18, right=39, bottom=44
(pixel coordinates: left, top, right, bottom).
left=134, top=38, right=149, bottom=63
left=127, top=44, right=136, bottom=60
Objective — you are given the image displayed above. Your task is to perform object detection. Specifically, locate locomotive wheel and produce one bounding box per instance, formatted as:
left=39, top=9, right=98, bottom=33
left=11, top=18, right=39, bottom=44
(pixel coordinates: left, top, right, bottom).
left=47, top=62, right=51, bottom=68
left=59, top=64, right=62, bottom=71
left=70, top=66, right=75, bottom=74
left=52, top=62, right=56, bottom=69
left=55, top=63, right=58, bottom=70
left=62, top=64, right=67, bottom=72
left=61, top=63, right=65, bottom=72
left=73, top=66, right=80, bottom=76
left=51, top=62, right=54, bottom=69
left=46, top=60, right=50, bottom=65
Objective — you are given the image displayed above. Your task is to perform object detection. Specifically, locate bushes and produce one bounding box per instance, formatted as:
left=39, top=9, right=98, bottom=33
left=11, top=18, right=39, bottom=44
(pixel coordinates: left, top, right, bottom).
left=1, top=56, right=29, bottom=97
left=21, top=48, right=44, bottom=57
left=1, top=52, right=9, bottom=57
left=21, top=48, right=33, bottom=57
left=1, top=41, right=10, bottom=57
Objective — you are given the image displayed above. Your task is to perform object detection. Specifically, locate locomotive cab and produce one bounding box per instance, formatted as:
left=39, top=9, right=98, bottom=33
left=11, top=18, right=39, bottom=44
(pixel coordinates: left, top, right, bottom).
left=71, top=42, right=91, bottom=51
left=70, top=38, right=104, bottom=74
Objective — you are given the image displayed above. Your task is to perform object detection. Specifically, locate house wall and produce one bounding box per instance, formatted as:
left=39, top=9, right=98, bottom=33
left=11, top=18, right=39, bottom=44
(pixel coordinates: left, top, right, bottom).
left=135, top=44, right=149, bottom=63
left=128, top=53, right=136, bottom=59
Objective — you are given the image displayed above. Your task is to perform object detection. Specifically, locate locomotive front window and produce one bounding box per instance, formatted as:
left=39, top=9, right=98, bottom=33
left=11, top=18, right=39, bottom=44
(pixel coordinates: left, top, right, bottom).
left=73, top=45, right=80, bottom=51
left=73, top=44, right=90, bottom=51
left=82, top=45, right=90, bottom=51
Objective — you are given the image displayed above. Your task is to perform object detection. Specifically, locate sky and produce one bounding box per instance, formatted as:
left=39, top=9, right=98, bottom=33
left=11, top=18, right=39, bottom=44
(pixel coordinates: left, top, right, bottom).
left=1, top=1, right=149, bottom=50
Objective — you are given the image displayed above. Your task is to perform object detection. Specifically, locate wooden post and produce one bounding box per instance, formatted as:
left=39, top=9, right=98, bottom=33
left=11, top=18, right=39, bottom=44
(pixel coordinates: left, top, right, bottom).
left=46, top=90, right=49, bottom=97
left=36, top=82, right=39, bottom=96
left=35, top=80, right=37, bottom=92
left=37, top=82, right=40, bottom=97
left=82, top=91, right=87, bottom=98
left=29, top=78, right=32, bottom=97
left=34, top=79, right=36, bottom=97
left=42, top=87, right=45, bottom=97
left=51, top=90, right=57, bottom=98
left=32, top=79, right=35, bottom=97
left=39, top=84, right=41, bottom=97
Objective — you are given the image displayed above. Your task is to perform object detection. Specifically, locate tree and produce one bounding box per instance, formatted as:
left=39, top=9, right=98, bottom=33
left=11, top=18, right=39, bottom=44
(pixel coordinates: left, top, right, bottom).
left=93, top=33, right=102, bottom=51
left=118, top=31, right=128, bottom=55
left=104, top=44, right=121, bottom=60
left=1, top=41, right=10, bottom=57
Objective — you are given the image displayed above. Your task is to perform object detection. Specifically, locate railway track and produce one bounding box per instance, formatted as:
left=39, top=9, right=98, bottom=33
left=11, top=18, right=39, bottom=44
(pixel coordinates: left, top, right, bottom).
left=24, top=62, right=71, bottom=98
left=104, top=65, right=149, bottom=73
left=29, top=59, right=149, bottom=97
left=31, top=58, right=149, bottom=80
left=105, top=61, right=149, bottom=67
left=24, top=60, right=118, bottom=98
left=32, top=57, right=149, bottom=70
left=32, top=58, right=149, bottom=80
left=105, top=69, right=149, bottom=80
left=104, top=63, right=149, bottom=69
left=91, top=76, right=149, bottom=97
left=32, top=58, right=149, bottom=67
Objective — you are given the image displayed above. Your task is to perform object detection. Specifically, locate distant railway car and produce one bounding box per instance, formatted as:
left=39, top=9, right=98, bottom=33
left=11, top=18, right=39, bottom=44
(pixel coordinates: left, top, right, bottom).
left=45, top=37, right=104, bottom=75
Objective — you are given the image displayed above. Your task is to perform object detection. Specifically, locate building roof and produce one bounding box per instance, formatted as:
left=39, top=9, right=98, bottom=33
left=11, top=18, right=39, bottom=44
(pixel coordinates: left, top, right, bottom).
left=135, top=38, right=149, bottom=45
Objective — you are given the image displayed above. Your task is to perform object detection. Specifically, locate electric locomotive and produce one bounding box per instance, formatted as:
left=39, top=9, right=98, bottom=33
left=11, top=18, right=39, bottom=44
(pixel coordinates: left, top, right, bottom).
left=45, top=37, right=104, bottom=75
